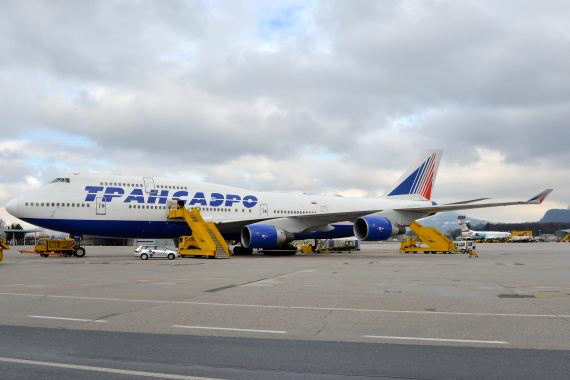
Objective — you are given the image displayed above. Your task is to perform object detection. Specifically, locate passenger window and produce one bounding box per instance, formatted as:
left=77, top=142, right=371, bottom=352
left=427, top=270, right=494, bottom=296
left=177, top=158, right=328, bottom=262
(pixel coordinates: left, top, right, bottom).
left=25, top=202, right=28, bottom=206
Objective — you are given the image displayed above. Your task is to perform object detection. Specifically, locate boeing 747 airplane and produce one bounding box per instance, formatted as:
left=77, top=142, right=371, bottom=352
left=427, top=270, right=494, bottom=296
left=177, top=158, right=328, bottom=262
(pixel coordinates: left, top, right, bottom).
left=5, top=150, right=552, bottom=253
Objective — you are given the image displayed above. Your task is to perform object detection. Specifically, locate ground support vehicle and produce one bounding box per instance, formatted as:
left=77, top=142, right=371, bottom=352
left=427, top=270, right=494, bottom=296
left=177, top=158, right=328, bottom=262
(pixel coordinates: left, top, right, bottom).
left=19, top=238, right=85, bottom=258
left=0, top=240, right=9, bottom=262
left=454, top=240, right=476, bottom=254
left=400, top=221, right=457, bottom=254
left=167, top=205, right=230, bottom=258
left=135, top=246, right=179, bottom=260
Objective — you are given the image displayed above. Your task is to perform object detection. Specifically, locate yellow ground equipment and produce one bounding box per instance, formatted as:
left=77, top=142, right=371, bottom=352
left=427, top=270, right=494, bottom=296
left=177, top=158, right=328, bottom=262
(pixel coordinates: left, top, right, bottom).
left=400, top=221, right=457, bottom=254
left=0, top=240, right=10, bottom=262
left=561, top=234, right=570, bottom=243
left=19, top=238, right=85, bottom=258
left=511, top=230, right=533, bottom=242
left=168, top=207, right=230, bottom=258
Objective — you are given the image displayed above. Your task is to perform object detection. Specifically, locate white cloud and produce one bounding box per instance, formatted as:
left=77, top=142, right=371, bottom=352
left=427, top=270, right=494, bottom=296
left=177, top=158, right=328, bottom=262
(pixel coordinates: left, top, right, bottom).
left=0, top=0, right=568, bottom=225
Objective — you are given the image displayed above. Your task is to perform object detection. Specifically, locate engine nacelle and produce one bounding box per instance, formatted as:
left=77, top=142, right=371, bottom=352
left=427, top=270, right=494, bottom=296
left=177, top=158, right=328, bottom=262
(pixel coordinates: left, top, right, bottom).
left=241, top=224, right=290, bottom=249
left=354, top=215, right=403, bottom=241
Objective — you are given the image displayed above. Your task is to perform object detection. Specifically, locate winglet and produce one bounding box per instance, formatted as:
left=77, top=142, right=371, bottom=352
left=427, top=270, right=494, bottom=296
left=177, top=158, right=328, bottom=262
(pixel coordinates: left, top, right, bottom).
left=526, top=189, right=553, bottom=204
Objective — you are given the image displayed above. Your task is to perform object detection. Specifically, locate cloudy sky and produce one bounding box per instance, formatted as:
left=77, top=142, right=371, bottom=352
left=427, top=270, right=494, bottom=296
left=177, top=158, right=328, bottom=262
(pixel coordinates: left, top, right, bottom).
left=1, top=0, right=569, bottom=226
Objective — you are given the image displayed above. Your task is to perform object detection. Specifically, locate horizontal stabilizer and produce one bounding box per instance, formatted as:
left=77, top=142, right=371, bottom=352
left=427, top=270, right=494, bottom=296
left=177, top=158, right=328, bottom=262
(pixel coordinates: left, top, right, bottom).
left=526, top=189, right=553, bottom=204
left=443, top=198, right=490, bottom=205
left=397, top=189, right=554, bottom=214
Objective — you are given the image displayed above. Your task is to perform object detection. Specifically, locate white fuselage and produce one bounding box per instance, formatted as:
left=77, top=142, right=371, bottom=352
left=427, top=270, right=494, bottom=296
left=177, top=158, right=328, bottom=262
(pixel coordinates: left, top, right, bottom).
left=461, top=228, right=511, bottom=241
left=6, top=173, right=433, bottom=240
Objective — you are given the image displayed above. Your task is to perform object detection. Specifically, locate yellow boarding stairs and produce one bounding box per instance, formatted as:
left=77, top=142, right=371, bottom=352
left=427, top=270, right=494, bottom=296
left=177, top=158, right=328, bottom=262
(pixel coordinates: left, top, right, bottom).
left=400, top=221, right=457, bottom=254
left=0, top=239, right=10, bottom=262
left=167, top=206, right=230, bottom=258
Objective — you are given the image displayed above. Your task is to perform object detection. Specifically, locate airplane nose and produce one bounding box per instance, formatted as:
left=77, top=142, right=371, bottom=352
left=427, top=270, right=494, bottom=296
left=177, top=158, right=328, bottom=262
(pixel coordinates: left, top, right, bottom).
left=5, top=198, right=18, bottom=217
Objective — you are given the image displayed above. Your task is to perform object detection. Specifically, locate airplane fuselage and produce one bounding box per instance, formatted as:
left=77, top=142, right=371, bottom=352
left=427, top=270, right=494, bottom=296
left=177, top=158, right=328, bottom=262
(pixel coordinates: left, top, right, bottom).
left=461, top=230, right=511, bottom=241
left=7, top=174, right=433, bottom=241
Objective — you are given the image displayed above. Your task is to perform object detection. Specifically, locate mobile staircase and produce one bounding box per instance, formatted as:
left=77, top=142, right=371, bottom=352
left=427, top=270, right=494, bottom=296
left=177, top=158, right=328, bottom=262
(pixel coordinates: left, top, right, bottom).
left=0, top=240, right=9, bottom=262
left=167, top=206, right=230, bottom=258
left=400, top=221, right=457, bottom=254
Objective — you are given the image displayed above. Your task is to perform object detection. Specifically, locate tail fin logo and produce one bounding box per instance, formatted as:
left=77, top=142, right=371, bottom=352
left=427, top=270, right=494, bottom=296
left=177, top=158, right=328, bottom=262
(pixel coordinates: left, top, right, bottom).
left=386, top=151, right=441, bottom=200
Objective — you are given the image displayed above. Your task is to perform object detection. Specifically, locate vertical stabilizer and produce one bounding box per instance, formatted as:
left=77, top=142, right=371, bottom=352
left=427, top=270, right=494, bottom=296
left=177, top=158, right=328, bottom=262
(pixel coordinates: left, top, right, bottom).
left=385, top=150, right=442, bottom=201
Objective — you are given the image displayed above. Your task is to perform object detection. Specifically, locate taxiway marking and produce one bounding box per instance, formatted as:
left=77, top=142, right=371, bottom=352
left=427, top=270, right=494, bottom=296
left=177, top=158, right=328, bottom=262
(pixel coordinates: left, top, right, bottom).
left=2, top=292, right=568, bottom=319
left=28, top=315, right=107, bottom=323
left=0, top=356, right=214, bottom=379
left=173, top=325, right=286, bottom=334
left=364, top=335, right=509, bottom=345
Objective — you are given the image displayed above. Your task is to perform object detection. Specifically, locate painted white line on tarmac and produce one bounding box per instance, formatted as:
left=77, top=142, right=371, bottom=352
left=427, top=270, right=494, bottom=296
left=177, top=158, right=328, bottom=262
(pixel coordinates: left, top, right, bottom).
left=0, top=356, right=215, bottom=379
left=2, top=292, right=568, bottom=319
left=364, top=335, right=509, bottom=345
left=28, top=315, right=107, bottom=323
left=173, top=325, right=286, bottom=334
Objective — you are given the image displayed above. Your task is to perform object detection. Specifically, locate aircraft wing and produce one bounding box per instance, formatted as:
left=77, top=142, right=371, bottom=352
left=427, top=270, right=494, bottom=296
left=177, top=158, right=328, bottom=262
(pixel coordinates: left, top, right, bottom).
left=397, top=189, right=553, bottom=213
left=215, top=209, right=383, bottom=234
left=215, top=189, right=552, bottom=234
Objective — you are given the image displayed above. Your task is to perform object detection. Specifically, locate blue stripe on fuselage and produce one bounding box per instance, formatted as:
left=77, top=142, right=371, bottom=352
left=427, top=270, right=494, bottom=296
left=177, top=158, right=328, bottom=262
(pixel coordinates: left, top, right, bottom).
left=21, top=218, right=355, bottom=241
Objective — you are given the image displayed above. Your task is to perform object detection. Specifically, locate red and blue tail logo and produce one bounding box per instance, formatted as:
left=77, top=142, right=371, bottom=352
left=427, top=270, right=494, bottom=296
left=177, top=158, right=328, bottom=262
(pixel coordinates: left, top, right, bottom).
left=386, top=150, right=442, bottom=200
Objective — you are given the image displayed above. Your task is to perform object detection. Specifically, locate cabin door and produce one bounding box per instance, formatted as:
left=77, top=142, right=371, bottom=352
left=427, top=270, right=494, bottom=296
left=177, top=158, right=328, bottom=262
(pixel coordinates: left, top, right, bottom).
left=143, top=177, right=155, bottom=194
left=96, top=196, right=107, bottom=215
left=260, top=203, right=269, bottom=217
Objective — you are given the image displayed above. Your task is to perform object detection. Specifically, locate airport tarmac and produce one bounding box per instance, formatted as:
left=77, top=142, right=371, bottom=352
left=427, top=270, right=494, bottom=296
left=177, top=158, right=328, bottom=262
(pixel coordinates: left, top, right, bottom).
left=0, top=242, right=569, bottom=379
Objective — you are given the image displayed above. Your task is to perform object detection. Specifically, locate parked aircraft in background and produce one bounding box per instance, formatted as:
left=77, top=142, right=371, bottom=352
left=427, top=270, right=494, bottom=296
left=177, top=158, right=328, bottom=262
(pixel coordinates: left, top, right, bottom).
left=458, top=215, right=512, bottom=241
left=5, top=150, right=552, bottom=254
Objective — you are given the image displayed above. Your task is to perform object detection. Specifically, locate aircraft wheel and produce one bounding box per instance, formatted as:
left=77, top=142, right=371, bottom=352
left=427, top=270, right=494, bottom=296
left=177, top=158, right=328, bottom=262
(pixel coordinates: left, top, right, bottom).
left=141, top=253, right=149, bottom=260
left=74, top=247, right=86, bottom=257
left=167, top=253, right=175, bottom=260
left=232, top=246, right=253, bottom=255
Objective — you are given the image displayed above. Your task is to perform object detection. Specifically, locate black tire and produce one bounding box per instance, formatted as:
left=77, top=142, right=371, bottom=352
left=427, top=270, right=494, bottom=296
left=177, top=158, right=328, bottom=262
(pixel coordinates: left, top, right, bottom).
left=232, top=246, right=253, bottom=255
left=74, top=247, right=86, bottom=257
left=40, top=253, right=49, bottom=258
left=167, top=253, right=175, bottom=260
left=141, top=253, right=149, bottom=260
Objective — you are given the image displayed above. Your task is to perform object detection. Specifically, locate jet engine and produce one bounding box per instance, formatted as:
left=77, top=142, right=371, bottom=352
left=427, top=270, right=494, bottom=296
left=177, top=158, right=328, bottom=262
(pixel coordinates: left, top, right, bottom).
left=353, top=215, right=405, bottom=241
left=241, top=224, right=292, bottom=249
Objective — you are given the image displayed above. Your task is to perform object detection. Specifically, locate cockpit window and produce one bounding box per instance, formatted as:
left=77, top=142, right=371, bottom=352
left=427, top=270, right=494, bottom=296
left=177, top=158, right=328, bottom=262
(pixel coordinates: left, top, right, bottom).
left=50, top=178, right=70, bottom=183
